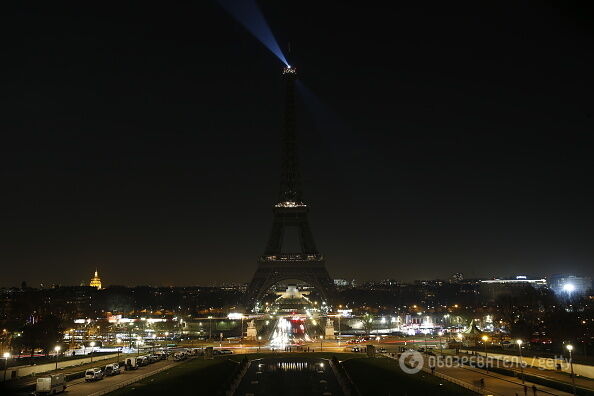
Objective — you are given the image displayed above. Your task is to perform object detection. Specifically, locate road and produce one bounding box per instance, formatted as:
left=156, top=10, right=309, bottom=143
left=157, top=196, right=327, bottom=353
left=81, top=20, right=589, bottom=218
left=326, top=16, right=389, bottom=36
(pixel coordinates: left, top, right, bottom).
left=64, top=358, right=181, bottom=396
left=6, top=354, right=133, bottom=392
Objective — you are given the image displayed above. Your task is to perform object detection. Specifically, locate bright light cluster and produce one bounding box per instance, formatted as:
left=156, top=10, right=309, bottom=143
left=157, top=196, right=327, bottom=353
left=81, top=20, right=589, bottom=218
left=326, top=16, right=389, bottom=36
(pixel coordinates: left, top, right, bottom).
left=262, top=253, right=321, bottom=261
left=269, top=318, right=291, bottom=349
left=275, top=200, right=305, bottom=208
left=283, top=66, right=297, bottom=75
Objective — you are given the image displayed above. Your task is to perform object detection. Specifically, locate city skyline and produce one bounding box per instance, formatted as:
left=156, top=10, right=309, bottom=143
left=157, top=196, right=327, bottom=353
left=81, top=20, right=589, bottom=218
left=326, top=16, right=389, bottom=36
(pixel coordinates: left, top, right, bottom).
left=2, top=2, right=593, bottom=287
left=1, top=4, right=593, bottom=395
left=4, top=268, right=592, bottom=290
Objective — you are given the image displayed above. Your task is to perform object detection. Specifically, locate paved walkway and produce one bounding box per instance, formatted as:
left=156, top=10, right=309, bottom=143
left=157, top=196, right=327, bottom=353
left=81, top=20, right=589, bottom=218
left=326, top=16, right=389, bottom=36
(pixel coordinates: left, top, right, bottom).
left=387, top=353, right=573, bottom=396
left=453, top=350, right=594, bottom=392
left=433, top=363, right=573, bottom=396
left=492, top=355, right=594, bottom=391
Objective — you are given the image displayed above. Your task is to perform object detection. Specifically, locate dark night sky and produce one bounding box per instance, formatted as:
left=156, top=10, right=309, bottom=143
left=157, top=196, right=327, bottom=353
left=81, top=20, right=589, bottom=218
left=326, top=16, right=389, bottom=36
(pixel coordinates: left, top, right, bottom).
left=2, top=2, right=593, bottom=287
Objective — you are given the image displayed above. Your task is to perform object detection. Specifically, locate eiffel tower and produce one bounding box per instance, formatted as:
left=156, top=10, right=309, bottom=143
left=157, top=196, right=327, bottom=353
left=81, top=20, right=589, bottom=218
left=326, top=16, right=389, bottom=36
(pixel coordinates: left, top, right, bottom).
left=245, top=65, right=334, bottom=311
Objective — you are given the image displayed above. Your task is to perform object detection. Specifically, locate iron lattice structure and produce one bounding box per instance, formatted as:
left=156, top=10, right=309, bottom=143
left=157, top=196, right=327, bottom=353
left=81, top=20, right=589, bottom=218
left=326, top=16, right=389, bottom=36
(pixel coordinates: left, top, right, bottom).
left=245, top=66, right=335, bottom=310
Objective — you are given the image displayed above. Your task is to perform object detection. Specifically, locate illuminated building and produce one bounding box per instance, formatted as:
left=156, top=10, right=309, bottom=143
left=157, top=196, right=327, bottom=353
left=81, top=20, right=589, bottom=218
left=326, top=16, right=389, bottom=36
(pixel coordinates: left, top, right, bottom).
left=480, top=276, right=546, bottom=300
left=549, top=274, right=592, bottom=296
left=269, top=285, right=313, bottom=313
left=89, top=270, right=102, bottom=290
left=333, top=279, right=350, bottom=287
left=480, top=275, right=546, bottom=287
left=451, top=272, right=464, bottom=282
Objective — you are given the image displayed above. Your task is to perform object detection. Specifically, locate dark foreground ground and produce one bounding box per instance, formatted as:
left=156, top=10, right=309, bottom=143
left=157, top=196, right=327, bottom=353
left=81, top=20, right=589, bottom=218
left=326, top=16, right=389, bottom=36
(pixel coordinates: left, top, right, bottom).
left=104, top=352, right=476, bottom=396
left=343, top=357, right=476, bottom=396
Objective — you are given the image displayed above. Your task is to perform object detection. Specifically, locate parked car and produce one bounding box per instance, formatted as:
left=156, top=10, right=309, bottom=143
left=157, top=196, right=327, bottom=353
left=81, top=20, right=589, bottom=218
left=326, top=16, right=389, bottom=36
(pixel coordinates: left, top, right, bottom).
left=104, top=363, right=120, bottom=376
left=137, top=356, right=149, bottom=366
left=173, top=352, right=187, bottom=361
left=149, top=354, right=161, bottom=363
left=351, top=346, right=361, bottom=352
left=85, top=368, right=104, bottom=382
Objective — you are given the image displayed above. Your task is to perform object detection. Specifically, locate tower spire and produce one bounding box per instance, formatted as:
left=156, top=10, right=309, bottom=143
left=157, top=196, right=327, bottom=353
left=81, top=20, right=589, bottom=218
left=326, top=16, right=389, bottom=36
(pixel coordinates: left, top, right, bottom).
left=278, top=65, right=302, bottom=204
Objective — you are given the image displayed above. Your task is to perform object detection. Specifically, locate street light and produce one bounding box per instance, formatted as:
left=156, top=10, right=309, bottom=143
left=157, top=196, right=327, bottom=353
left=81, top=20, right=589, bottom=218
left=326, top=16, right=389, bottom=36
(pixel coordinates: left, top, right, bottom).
left=258, top=336, right=262, bottom=352
left=208, top=316, right=213, bottom=341
left=567, top=344, right=576, bottom=396
left=54, top=346, right=61, bottom=371
left=128, top=323, right=134, bottom=349
left=89, top=342, right=96, bottom=363
left=3, top=352, right=10, bottom=382
left=424, top=331, right=428, bottom=353
left=240, top=315, right=244, bottom=344
left=438, top=331, right=444, bottom=355
left=336, top=312, right=342, bottom=347
left=516, top=339, right=525, bottom=383
left=136, top=337, right=142, bottom=357
left=481, top=335, right=489, bottom=371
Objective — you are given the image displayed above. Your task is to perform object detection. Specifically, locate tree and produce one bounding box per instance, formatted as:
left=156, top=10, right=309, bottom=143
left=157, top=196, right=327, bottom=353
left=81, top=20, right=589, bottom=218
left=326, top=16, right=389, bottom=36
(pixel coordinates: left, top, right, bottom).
left=362, top=313, right=374, bottom=335
left=509, top=320, right=534, bottom=340
left=17, top=316, right=63, bottom=356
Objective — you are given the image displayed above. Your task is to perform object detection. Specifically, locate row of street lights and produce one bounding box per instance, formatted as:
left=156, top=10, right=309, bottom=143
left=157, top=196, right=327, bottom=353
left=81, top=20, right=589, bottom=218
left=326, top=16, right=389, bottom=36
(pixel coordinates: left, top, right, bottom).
left=479, top=337, right=576, bottom=396
left=475, top=335, right=576, bottom=395
left=514, top=339, right=575, bottom=395
left=3, top=341, right=99, bottom=383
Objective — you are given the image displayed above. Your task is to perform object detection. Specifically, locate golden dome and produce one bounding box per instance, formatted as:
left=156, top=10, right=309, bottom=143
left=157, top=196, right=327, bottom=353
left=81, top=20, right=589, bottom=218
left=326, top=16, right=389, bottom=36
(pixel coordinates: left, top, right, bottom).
left=89, top=269, right=102, bottom=289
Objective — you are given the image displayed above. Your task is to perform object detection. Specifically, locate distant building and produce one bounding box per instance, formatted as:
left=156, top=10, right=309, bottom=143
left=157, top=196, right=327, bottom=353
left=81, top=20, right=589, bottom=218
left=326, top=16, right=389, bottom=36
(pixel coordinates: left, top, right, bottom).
left=414, top=280, right=444, bottom=286
left=480, top=276, right=547, bottom=300
left=380, top=279, right=401, bottom=287
left=89, top=270, right=102, bottom=290
left=334, top=279, right=354, bottom=288
left=548, top=274, right=592, bottom=296
left=481, top=275, right=546, bottom=287
left=451, top=273, right=464, bottom=282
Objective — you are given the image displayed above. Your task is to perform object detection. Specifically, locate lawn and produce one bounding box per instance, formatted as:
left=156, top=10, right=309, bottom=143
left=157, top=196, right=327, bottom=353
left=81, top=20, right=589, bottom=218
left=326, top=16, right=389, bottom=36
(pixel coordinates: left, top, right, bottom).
left=107, top=358, right=237, bottom=395
left=343, top=357, right=478, bottom=396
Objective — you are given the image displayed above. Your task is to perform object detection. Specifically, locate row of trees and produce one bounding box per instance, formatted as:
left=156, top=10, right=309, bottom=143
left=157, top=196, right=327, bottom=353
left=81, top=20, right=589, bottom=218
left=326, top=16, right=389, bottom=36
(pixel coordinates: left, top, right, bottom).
left=12, top=315, right=63, bottom=356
